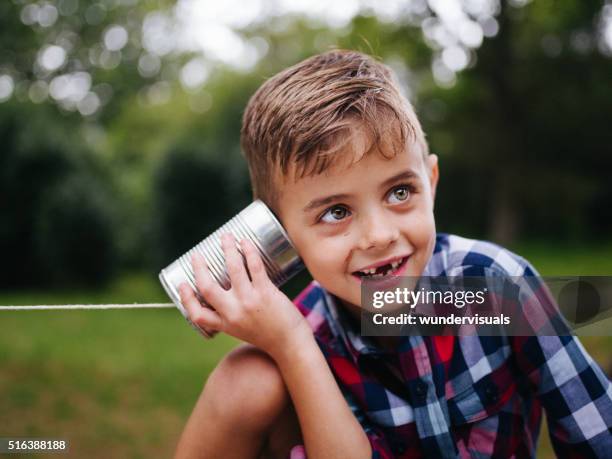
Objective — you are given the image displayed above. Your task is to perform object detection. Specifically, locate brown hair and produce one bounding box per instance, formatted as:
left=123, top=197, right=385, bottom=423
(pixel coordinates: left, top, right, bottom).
left=240, top=49, right=429, bottom=213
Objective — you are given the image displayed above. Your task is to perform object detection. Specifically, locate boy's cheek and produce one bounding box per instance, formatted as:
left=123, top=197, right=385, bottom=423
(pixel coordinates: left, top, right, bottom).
left=404, top=208, right=436, bottom=240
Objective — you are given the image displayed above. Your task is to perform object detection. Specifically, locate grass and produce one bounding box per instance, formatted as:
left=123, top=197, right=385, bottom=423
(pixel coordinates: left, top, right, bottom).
left=0, top=245, right=611, bottom=458
left=0, top=274, right=241, bottom=458
left=509, top=240, right=612, bottom=277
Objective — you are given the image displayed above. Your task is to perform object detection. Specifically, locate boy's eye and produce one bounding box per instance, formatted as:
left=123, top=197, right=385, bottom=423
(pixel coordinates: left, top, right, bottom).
left=318, top=186, right=412, bottom=224
left=388, top=185, right=411, bottom=204
left=320, top=205, right=350, bottom=223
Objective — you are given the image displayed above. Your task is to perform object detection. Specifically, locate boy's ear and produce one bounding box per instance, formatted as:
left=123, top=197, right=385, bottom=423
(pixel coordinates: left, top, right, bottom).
left=426, top=154, right=439, bottom=201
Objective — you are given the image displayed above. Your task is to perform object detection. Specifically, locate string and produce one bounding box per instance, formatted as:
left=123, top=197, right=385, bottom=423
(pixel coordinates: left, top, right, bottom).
left=0, top=303, right=175, bottom=311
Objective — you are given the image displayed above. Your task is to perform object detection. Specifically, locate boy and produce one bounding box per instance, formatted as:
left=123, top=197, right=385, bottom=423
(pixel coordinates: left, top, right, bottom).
left=174, top=50, right=611, bottom=458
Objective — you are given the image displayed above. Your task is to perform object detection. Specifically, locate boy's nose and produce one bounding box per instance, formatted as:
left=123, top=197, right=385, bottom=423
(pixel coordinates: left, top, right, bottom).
left=357, top=211, right=399, bottom=251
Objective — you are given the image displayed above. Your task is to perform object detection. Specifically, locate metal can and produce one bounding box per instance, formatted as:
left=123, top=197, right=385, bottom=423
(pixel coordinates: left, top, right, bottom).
left=159, top=200, right=304, bottom=338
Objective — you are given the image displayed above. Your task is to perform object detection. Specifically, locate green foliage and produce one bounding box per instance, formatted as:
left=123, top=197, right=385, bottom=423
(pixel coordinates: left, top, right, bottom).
left=2, top=1, right=612, bottom=286
left=421, top=1, right=612, bottom=243
left=151, top=147, right=248, bottom=270
left=0, top=105, right=76, bottom=285
left=0, top=101, right=120, bottom=288
left=33, top=174, right=118, bottom=288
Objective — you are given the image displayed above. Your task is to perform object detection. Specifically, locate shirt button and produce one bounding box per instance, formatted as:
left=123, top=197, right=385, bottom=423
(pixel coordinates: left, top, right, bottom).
left=392, top=441, right=407, bottom=455
left=414, top=381, right=428, bottom=401
left=484, top=383, right=499, bottom=403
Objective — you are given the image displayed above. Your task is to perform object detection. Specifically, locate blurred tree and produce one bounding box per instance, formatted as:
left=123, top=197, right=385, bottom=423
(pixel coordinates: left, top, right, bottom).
left=0, top=100, right=117, bottom=287
left=151, top=147, right=241, bottom=270
left=34, top=174, right=118, bottom=287
left=0, top=0, right=176, bottom=119
left=0, top=104, right=72, bottom=287
left=422, top=0, right=612, bottom=243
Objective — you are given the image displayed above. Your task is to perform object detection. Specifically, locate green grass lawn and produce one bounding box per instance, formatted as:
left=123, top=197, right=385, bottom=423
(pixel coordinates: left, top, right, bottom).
left=0, top=274, right=242, bottom=458
left=0, top=245, right=610, bottom=458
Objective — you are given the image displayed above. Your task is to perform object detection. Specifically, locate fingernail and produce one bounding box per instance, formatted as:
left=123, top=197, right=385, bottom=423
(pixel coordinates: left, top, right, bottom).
left=289, top=445, right=306, bottom=459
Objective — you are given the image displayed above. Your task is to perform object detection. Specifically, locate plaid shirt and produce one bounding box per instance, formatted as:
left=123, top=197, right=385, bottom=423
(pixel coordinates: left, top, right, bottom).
left=293, top=233, right=612, bottom=458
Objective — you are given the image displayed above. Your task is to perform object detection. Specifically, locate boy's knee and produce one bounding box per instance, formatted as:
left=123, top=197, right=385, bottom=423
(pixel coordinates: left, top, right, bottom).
left=205, top=344, right=289, bottom=430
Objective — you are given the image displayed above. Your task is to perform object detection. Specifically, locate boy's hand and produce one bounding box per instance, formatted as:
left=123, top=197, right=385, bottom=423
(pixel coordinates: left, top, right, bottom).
left=179, top=233, right=311, bottom=359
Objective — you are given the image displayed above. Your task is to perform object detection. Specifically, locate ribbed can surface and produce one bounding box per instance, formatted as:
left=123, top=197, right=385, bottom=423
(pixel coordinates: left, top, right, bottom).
left=159, top=200, right=304, bottom=337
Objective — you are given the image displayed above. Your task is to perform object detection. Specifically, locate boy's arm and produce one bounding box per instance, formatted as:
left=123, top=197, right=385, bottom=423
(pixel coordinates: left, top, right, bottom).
left=510, top=278, right=612, bottom=457
left=512, top=334, right=612, bottom=457
left=270, top=326, right=395, bottom=459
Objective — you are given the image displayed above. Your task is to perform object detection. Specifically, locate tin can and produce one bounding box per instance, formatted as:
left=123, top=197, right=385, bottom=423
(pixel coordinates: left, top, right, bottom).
left=159, top=200, right=304, bottom=338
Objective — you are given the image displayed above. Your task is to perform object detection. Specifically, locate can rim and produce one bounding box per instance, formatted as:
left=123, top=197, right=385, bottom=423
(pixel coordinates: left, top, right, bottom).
left=253, top=199, right=300, bottom=255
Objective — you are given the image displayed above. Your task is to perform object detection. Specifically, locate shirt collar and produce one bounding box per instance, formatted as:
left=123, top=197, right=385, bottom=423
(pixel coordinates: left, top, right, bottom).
left=322, top=287, right=394, bottom=364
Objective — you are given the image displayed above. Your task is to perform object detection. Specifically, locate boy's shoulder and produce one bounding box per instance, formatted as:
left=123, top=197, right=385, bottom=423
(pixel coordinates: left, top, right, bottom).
left=429, top=233, right=537, bottom=278
left=292, top=279, right=331, bottom=333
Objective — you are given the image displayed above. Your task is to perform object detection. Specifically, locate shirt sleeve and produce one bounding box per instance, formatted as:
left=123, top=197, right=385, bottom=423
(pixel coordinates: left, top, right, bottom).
left=510, top=274, right=612, bottom=458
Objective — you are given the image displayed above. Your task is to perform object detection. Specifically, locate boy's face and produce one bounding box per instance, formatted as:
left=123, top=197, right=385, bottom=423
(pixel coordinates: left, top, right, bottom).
left=276, top=129, right=439, bottom=317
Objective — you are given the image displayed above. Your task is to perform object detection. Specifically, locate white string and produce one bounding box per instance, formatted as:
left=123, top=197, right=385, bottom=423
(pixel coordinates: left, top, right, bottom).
left=0, top=303, right=175, bottom=311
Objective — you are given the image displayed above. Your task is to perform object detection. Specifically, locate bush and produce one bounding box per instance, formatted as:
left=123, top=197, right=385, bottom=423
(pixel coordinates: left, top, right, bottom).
left=0, top=109, right=76, bottom=287
left=33, top=175, right=119, bottom=288
left=151, top=148, right=247, bottom=270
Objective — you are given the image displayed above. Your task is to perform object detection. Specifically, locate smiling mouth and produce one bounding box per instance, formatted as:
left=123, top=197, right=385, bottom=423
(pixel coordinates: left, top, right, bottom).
left=352, top=256, right=410, bottom=279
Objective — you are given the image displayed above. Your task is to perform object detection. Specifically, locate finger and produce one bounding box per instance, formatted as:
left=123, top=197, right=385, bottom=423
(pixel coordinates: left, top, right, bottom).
left=221, top=233, right=251, bottom=297
left=191, top=251, right=227, bottom=309
left=197, top=324, right=218, bottom=339
left=241, top=238, right=272, bottom=290
left=179, top=282, right=224, bottom=330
